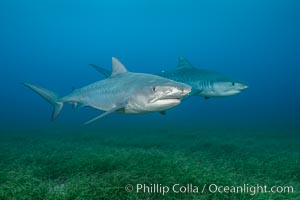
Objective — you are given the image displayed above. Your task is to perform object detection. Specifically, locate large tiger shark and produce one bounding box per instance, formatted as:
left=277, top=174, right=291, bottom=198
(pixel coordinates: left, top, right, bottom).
left=91, top=57, right=248, bottom=99
left=23, top=57, right=191, bottom=124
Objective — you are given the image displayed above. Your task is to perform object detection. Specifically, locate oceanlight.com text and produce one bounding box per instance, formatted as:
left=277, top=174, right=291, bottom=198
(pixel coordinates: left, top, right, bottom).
left=125, top=183, right=294, bottom=196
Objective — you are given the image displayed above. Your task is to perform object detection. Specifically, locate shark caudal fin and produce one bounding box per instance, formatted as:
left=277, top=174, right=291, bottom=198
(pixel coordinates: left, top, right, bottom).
left=22, top=83, right=63, bottom=120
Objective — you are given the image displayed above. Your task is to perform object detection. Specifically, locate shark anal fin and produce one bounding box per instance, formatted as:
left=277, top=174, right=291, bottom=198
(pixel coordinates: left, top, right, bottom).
left=84, top=103, right=126, bottom=125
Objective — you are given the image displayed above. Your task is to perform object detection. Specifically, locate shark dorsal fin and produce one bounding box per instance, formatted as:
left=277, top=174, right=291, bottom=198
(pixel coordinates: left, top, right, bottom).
left=177, top=56, right=194, bottom=69
left=111, top=57, right=128, bottom=76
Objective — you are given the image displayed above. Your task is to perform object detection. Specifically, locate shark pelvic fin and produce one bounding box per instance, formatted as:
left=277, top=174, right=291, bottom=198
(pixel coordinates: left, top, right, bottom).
left=177, top=56, right=194, bottom=69
left=111, top=57, right=128, bottom=76
left=84, top=103, right=126, bottom=125
left=89, top=64, right=111, bottom=77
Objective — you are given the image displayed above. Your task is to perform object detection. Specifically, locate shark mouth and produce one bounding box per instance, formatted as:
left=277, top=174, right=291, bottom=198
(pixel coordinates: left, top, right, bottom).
left=154, top=98, right=181, bottom=104
left=150, top=98, right=181, bottom=110
left=150, top=96, right=181, bottom=104
left=149, top=86, right=191, bottom=104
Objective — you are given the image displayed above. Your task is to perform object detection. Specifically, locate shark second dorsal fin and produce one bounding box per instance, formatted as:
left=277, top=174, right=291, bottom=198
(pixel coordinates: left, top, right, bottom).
left=177, top=56, right=194, bottom=69
left=111, top=57, right=128, bottom=76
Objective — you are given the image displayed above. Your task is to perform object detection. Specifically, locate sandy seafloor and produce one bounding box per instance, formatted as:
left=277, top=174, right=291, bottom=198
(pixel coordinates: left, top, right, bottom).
left=0, top=122, right=298, bottom=200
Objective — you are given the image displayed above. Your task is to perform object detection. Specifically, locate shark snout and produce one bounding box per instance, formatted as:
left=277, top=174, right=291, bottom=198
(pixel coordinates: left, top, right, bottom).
left=225, top=83, right=248, bottom=96
left=181, top=84, right=192, bottom=95
left=149, top=84, right=191, bottom=104
left=237, top=83, right=248, bottom=90
left=242, top=84, right=248, bottom=90
left=183, top=87, right=192, bottom=95
left=166, top=85, right=191, bottom=98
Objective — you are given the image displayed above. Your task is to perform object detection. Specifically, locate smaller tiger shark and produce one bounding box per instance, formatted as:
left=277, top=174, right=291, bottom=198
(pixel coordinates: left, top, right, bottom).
left=90, top=57, right=248, bottom=99
left=23, top=57, right=191, bottom=124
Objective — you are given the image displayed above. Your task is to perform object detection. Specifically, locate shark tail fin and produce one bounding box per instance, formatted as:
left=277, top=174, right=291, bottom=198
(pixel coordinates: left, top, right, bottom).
left=22, top=82, right=63, bottom=121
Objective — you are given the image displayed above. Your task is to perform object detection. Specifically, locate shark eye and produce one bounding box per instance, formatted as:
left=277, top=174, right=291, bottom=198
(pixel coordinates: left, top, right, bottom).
left=232, top=82, right=235, bottom=86
left=152, top=87, right=157, bottom=92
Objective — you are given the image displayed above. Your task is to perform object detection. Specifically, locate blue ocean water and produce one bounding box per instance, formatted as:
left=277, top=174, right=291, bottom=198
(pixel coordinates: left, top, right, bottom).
left=1, top=0, right=299, bottom=127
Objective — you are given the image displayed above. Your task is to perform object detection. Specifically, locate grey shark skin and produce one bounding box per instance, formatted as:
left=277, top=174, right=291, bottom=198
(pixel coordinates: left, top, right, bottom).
left=160, top=57, right=248, bottom=98
left=23, top=57, right=191, bottom=124
left=91, top=57, right=248, bottom=99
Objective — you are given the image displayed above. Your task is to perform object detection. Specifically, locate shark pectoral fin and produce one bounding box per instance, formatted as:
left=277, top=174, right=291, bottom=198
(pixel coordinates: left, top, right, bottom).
left=84, top=104, right=126, bottom=125
left=84, top=110, right=114, bottom=125
left=159, top=111, right=167, bottom=115
left=89, top=64, right=111, bottom=78
left=72, top=102, right=78, bottom=109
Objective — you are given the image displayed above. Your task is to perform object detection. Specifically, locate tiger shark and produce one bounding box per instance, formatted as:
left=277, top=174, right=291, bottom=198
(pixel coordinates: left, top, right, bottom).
left=23, top=57, right=191, bottom=124
left=91, top=57, right=248, bottom=99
